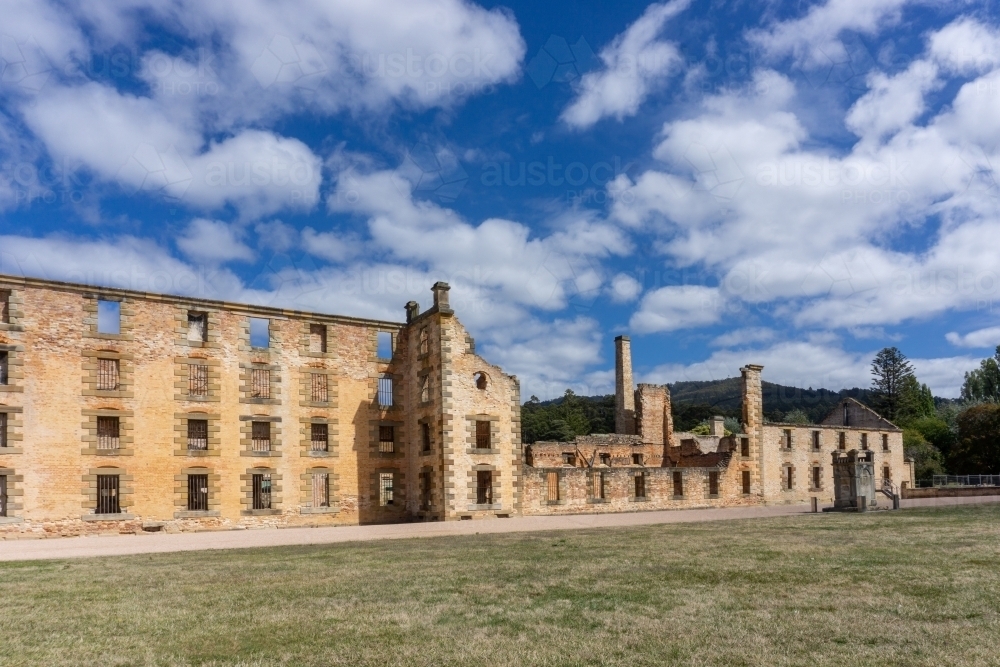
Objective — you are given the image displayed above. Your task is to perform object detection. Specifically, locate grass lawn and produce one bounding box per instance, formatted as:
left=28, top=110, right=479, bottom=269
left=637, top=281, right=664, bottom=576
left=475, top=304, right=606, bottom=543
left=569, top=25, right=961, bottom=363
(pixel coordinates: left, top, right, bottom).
left=2, top=505, right=999, bottom=666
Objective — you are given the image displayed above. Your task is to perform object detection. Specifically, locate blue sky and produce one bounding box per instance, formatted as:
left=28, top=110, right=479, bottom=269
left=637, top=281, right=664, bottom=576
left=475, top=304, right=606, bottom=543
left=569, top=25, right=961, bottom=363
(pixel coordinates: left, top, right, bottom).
left=2, top=0, right=1000, bottom=399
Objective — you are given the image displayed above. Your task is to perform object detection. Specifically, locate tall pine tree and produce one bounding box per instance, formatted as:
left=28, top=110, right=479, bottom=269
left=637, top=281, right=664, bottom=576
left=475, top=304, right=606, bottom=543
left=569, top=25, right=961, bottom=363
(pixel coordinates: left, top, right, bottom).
left=870, top=347, right=915, bottom=421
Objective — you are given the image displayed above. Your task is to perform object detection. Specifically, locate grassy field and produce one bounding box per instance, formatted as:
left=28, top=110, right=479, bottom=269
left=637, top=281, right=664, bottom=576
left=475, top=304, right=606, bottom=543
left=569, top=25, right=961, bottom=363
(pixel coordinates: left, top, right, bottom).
left=2, top=505, right=999, bottom=666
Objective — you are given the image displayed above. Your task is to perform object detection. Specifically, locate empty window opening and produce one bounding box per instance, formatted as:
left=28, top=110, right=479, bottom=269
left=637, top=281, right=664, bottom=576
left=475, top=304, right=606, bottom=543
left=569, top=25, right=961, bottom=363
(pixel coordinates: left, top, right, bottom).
left=250, top=367, right=270, bottom=399
left=189, top=364, right=208, bottom=397
left=187, top=474, right=209, bottom=511
left=96, top=474, right=120, bottom=514
left=187, top=311, right=208, bottom=342
left=379, top=425, right=395, bottom=453
left=418, top=328, right=429, bottom=355
left=0, top=413, right=6, bottom=448
left=310, top=423, right=328, bottom=452
left=843, top=404, right=850, bottom=426
left=785, top=466, right=794, bottom=491
left=632, top=453, right=643, bottom=466
left=562, top=452, right=576, bottom=466
left=599, top=453, right=611, bottom=466
left=97, top=299, right=121, bottom=335
left=742, top=470, right=751, bottom=495
left=309, top=323, right=327, bottom=353
left=673, top=471, right=683, bottom=498
left=96, top=416, right=120, bottom=450
left=0, top=352, right=7, bottom=385
left=313, top=472, right=330, bottom=507
left=376, top=331, right=393, bottom=359
left=379, top=472, right=394, bottom=506
left=251, top=421, right=271, bottom=452
left=97, top=358, right=120, bottom=391
left=249, top=317, right=270, bottom=348
left=838, top=432, right=846, bottom=450
left=0, top=290, right=9, bottom=323
left=636, top=472, right=647, bottom=499
left=476, top=470, right=493, bottom=505
left=740, top=437, right=749, bottom=457
left=0, top=475, right=6, bottom=517
left=421, top=422, right=431, bottom=452
left=882, top=434, right=889, bottom=451
left=883, top=466, right=891, bottom=481
left=187, top=419, right=208, bottom=451
left=812, top=431, right=821, bottom=451
left=546, top=471, right=560, bottom=501
left=252, top=473, right=272, bottom=510
left=420, top=470, right=432, bottom=510
left=594, top=471, right=606, bottom=499
left=377, top=374, right=393, bottom=407
left=475, top=420, right=491, bottom=449
left=419, top=375, right=430, bottom=403
left=474, top=372, right=488, bottom=390
left=861, top=433, right=869, bottom=450
left=708, top=471, right=719, bottom=496
left=310, top=373, right=328, bottom=403
left=784, top=429, right=792, bottom=449
left=812, top=466, right=821, bottom=490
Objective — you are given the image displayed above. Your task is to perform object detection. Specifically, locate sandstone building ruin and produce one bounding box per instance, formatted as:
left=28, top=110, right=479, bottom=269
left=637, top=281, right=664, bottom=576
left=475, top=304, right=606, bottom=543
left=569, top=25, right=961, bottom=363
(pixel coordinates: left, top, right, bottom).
left=0, top=275, right=911, bottom=536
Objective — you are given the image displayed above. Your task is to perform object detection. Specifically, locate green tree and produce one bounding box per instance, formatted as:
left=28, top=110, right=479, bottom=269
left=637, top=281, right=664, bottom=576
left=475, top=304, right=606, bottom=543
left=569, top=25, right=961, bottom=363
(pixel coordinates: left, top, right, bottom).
left=870, top=347, right=915, bottom=421
left=896, top=376, right=935, bottom=425
left=903, top=429, right=946, bottom=480
left=782, top=409, right=811, bottom=425
left=907, top=415, right=956, bottom=460
left=961, top=345, right=1000, bottom=403
left=951, top=403, right=1000, bottom=474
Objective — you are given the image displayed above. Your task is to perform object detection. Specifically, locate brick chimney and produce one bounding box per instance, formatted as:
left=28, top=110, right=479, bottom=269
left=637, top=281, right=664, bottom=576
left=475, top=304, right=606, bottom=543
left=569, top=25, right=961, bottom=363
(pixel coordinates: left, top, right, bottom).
left=615, top=335, right=636, bottom=435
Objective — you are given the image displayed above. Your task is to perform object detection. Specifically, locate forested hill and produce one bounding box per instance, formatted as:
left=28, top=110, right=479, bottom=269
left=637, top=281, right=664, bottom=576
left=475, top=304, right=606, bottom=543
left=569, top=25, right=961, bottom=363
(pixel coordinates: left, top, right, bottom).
left=521, top=378, right=881, bottom=444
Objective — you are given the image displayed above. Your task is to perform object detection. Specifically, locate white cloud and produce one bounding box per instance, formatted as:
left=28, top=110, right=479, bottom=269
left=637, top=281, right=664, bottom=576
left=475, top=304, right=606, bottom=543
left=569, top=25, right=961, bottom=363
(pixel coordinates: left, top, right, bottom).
left=845, top=59, right=939, bottom=143
left=254, top=220, right=299, bottom=252
left=560, top=0, right=689, bottom=129
left=301, top=227, right=363, bottom=263
left=630, top=285, right=723, bottom=333
left=711, top=327, right=775, bottom=348
left=608, top=273, right=642, bottom=303
left=176, top=218, right=255, bottom=264
left=946, top=327, right=1000, bottom=349
left=929, top=17, right=1000, bottom=75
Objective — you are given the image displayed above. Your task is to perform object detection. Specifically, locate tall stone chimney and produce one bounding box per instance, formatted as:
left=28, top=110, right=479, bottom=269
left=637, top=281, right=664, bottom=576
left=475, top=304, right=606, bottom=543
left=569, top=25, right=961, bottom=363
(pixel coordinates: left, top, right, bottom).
left=431, top=282, right=452, bottom=313
left=741, top=365, right=764, bottom=432
left=615, top=335, right=636, bottom=435
left=405, top=301, right=420, bottom=323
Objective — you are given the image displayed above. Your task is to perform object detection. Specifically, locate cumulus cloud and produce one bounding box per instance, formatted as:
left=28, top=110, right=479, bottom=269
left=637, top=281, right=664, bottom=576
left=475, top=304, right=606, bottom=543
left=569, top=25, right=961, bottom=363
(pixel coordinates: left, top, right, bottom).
left=630, top=285, right=723, bottom=333
left=946, top=327, right=1000, bottom=349
left=608, top=273, right=643, bottom=303
left=711, top=327, right=775, bottom=348
left=176, top=218, right=255, bottom=264
left=561, top=0, right=689, bottom=129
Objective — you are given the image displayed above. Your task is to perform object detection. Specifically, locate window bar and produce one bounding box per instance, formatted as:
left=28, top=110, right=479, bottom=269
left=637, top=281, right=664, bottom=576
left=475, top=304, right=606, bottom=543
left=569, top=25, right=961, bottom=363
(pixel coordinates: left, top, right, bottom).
left=97, top=358, right=119, bottom=391
left=311, top=373, right=328, bottom=403
left=187, top=419, right=208, bottom=450
left=96, top=474, right=120, bottom=514
left=251, top=422, right=271, bottom=452
left=189, top=364, right=208, bottom=397
left=96, top=416, right=120, bottom=450
left=310, top=423, right=328, bottom=452
left=188, top=474, right=208, bottom=511
left=312, top=473, right=329, bottom=507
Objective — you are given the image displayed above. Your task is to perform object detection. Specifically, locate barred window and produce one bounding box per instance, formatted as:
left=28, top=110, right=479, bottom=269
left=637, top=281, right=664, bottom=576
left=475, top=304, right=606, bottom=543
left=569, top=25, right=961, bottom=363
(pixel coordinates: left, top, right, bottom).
left=251, top=367, right=270, bottom=399
left=252, top=473, right=272, bottom=510
left=96, top=416, right=120, bottom=450
left=96, top=474, right=120, bottom=514
left=187, top=311, right=207, bottom=342
left=377, top=374, right=393, bottom=407
left=187, top=419, right=208, bottom=450
left=379, top=472, right=394, bottom=506
left=251, top=421, right=271, bottom=452
left=309, top=323, right=327, bottom=353
left=97, top=358, right=120, bottom=391
left=546, top=471, right=559, bottom=502
left=708, top=471, right=719, bottom=496
left=421, top=422, right=431, bottom=452
left=476, top=470, right=493, bottom=505
left=189, top=364, right=208, bottom=397
left=475, top=420, right=490, bottom=449
left=310, top=423, right=328, bottom=452
left=379, top=425, right=395, bottom=453
left=0, top=413, right=6, bottom=448
left=0, top=352, right=7, bottom=385
left=187, top=474, right=208, bottom=511
left=310, top=373, right=328, bottom=403
left=312, top=472, right=330, bottom=507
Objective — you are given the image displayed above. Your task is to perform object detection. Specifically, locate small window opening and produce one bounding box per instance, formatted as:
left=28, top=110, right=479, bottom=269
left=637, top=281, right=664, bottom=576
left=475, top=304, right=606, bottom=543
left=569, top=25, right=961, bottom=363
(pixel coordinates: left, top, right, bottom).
left=418, top=328, right=429, bottom=355
left=310, top=373, right=328, bottom=403
left=632, top=453, right=643, bottom=466
left=189, top=364, right=208, bottom=397
left=812, top=466, right=821, bottom=490
left=0, top=352, right=7, bottom=385
left=97, top=299, right=121, bottom=335
left=594, top=471, right=606, bottom=499
left=546, top=471, right=560, bottom=501
left=0, top=290, right=10, bottom=323
left=882, top=433, right=889, bottom=451
left=187, top=419, right=208, bottom=451
left=0, top=475, right=6, bottom=517
left=838, top=432, right=846, bottom=450
left=249, top=317, right=270, bottom=348
left=474, top=372, right=488, bottom=390
left=187, top=312, right=208, bottom=342
left=476, top=470, right=493, bottom=505
left=251, top=421, right=271, bottom=452
left=419, top=375, right=430, bottom=403
left=310, top=423, right=328, bottom=452
left=379, top=472, right=395, bottom=506
left=475, top=420, right=491, bottom=450
left=97, top=358, right=120, bottom=391
left=562, top=452, right=576, bottom=466
left=421, top=422, right=431, bottom=452
left=96, top=474, right=120, bottom=514
left=740, top=437, right=749, bottom=457
left=96, top=416, right=120, bottom=450
left=812, top=431, right=820, bottom=450
left=742, top=470, right=751, bottom=494
left=785, top=466, right=794, bottom=490
left=0, top=413, right=7, bottom=448
left=250, top=366, right=270, bottom=399
left=420, top=470, right=432, bottom=510
left=377, top=374, right=393, bottom=407
left=861, top=433, right=869, bottom=450
left=636, top=472, right=648, bottom=499
left=843, top=404, right=850, bottom=426
left=252, top=473, right=272, bottom=510
left=708, top=471, right=719, bottom=496
left=599, top=453, right=611, bottom=466
left=673, top=471, right=683, bottom=498
left=883, top=466, right=891, bottom=481
left=376, top=331, right=393, bottom=359
left=784, top=429, right=792, bottom=449
left=312, top=472, right=330, bottom=507
left=309, top=323, right=327, bottom=353
left=379, top=425, right=395, bottom=453
left=187, top=474, right=209, bottom=511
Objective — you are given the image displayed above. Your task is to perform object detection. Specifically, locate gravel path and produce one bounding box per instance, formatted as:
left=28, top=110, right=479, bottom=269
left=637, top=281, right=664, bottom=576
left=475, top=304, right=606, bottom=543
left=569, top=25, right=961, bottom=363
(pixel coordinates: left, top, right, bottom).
left=0, top=495, right=995, bottom=562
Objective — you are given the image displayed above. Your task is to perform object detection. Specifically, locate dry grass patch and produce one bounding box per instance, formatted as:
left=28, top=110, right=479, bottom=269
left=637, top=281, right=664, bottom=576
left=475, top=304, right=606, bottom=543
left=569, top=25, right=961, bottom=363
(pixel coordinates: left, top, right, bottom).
left=1, top=505, right=999, bottom=666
